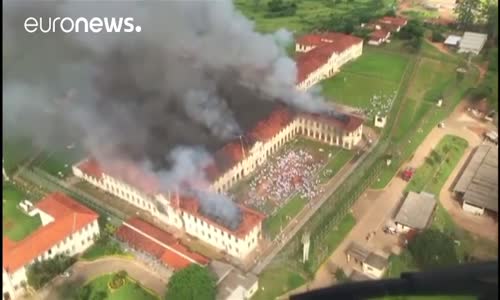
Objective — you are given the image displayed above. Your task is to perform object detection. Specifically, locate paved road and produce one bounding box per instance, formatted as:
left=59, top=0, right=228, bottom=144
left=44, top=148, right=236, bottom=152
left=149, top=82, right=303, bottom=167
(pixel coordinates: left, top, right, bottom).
left=29, top=257, right=168, bottom=300
left=283, top=101, right=498, bottom=296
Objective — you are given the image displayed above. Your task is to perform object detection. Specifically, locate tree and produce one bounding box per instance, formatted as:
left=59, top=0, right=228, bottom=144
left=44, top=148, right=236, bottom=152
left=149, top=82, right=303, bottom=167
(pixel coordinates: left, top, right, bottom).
left=408, top=229, right=459, bottom=270
left=455, top=0, right=481, bottom=30
left=334, top=268, right=348, bottom=282
left=27, top=254, right=76, bottom=289
left=431, top=31, right=445, bottom=42
left=485, top=3, right=499, bottom=43
left=165, top=264, right=216, bottom=300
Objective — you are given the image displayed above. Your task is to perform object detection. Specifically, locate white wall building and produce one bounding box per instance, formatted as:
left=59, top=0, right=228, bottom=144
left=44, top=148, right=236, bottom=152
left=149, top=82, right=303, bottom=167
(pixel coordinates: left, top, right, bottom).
left=295, top=32, right=364, bottom=91
left=3, top=193, right=100, bottom=300
left=458, top=32, right=488, bottom=55
left=73, top=108, right=364, bottom=261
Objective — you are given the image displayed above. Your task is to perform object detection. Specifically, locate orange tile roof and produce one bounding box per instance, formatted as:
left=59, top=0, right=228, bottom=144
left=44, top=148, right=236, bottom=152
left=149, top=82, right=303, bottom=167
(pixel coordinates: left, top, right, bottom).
left=77, top=158, right=103, bottom=179
left=370, top=29, right=391, bottom=41
left=77, top=158, right=161, bottom=196
left=296, top=32, right=363, bottom=83
left=379, top=16, right=408, bottom=27
left=179, top=196, right=265, bottom=239
left=3, top=193, right=99, bottom=273
left=116, top=218, right=209, bottom=270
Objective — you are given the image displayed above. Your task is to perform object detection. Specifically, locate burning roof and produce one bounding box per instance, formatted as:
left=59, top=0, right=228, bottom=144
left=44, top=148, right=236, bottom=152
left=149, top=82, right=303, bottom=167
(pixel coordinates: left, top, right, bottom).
left=179, top=196, right=264, bottom=238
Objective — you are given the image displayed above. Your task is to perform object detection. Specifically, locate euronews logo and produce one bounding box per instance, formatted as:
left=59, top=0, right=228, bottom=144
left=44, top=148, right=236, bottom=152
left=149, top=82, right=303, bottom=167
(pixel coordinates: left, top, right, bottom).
left=24, top=17, right=142, bottom=33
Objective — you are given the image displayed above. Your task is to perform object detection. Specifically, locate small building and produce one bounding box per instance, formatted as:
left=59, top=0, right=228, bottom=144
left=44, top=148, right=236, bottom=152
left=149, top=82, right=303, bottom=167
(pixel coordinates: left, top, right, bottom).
left=374, top=115, right=387, bottom=128
left=362, top=252, right=389, bottom=279
left=368, top=29, right=391, bottom=46
left=115, top=217, right=210, bottom=270
left=393, top=191, right=437, bottom=233
left=376, top=16, right=408, bottom=33
left=349, top=270, right=372, bottom=281
left=3, top=193, right=100, bottom=300
left=453, top=145, right=498, bottom=216
left=458, top=32, right=488, bottom=55
left=345, top=243, right=389, bottom=279
left=345, top=242, right=370, bottom=265
left=209, top=260, right=258, bottom=300
left=444, top=35, right=462, bottom=47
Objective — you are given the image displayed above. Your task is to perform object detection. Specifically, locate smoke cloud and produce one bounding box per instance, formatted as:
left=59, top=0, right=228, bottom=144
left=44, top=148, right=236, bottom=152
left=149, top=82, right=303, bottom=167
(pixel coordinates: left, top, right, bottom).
left=3, top=0, right=331, bottom=230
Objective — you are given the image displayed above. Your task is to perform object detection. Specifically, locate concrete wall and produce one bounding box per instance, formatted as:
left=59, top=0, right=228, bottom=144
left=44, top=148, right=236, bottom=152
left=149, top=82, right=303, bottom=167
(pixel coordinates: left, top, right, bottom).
left=462, top=201, right=485, bottom=216
left=362, top=263, right=386, bottom=279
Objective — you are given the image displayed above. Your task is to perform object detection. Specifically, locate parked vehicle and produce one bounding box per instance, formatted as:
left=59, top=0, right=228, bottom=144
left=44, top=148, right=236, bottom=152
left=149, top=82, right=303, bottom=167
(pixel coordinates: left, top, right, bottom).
left=401, top=167, right=415, bottom=181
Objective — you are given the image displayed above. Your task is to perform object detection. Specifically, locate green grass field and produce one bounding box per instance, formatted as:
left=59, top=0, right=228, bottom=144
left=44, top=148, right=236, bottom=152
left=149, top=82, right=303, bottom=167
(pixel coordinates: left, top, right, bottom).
left=81, top=238, right=130, bottom=261
left=235, top=0, right=396, bottom=33
left=407, top=58, right=457, bottom=102
left=3, top=137, right=39, bottom=173
left=35, top=145, right=85, bottom=178
left=319, top=149, right=355, bottom=182
left=405, top=135, right=468, bottom=194
left=3, top=182, right=42, bottom=241
left=321, top=49, right=409, bottom=109
left=251, top=266, right=306, bottom=300
left=264, top=193, right=307, bottom=238
left=323, top=212, right=356, bottom=251
left=342, top=51, right=410, bottom=82
left=79, top=274, right=159, bottom=300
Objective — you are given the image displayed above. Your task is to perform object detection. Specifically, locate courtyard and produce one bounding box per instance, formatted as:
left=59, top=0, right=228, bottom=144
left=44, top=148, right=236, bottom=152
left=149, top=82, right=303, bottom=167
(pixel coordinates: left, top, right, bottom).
left=2, top=182, right=42, bottom=242
left=228, top=137, right=354, bottom=238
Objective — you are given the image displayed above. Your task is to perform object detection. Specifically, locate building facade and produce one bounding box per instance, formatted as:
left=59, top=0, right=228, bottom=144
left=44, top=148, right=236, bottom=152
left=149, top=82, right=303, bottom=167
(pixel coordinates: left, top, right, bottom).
left=73, top=108, right=363, bottom=261
left=295, top=32, right=364, bottom=90
left=3, top=193, right=99, bottom=300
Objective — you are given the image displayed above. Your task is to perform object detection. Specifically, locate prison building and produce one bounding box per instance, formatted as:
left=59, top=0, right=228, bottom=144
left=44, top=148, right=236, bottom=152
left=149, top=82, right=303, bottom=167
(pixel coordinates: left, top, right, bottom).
left=115, top=217, right=209, bottom=270
left=295, top=32, right=363, bottom=90
left=453, top=145, right=498, bottom=216
left=3, top=193, right=99, bottom=300
left=207, top=107, right=364, bottom=193
left=393, top=191, right=437, bottom=233
left=72, top=107, right=361, bottom=260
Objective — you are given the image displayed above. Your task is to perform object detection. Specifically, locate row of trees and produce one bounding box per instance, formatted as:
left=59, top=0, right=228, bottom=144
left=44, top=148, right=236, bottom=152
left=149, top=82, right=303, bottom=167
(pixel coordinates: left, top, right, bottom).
left=455, top=0, right=498, bottom=43
left=27, top=254, right=77, bottom=289
left=265, top=0, right=298, bottom=18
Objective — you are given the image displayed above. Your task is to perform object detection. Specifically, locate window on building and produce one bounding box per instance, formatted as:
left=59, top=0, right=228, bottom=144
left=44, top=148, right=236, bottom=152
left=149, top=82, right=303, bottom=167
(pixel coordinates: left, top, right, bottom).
left=48, top=249, right=52, bottom=255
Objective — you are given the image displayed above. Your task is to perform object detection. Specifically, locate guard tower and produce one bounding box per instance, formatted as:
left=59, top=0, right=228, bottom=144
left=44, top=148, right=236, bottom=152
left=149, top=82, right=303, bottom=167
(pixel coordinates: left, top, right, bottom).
left=302, top=232, right=311, bottom=263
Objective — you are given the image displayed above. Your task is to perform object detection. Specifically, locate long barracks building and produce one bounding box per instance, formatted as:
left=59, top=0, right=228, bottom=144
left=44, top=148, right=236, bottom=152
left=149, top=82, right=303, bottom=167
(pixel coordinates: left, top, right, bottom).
left=73, top=107, right=364, bottom=260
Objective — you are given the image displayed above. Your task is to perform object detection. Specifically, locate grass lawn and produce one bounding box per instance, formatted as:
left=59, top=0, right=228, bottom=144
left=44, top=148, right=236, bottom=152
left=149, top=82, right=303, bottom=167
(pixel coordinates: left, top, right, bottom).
left=405, top=135, right=468, bottom=194
left=80, top=274, right=159, bottom=300
left=251, top=267, right=306, bottom=300
left=3, top=137, right=39, bottom=173
left=342, top=50, right=410, bottom=83
left=322, top=72, right=399, bottom=109
left=235, top=0, right=396, bottom=34
left=321, top=49, right=409, bottom=109
left=264, top=193, right=307, bottom=238
left=34, top=143, right=85, bottom=178
left=80, top=238, right=129, bottom=261
left=323, top=213, right=356, bottom=251
left=407, top=58, right=457, bottom=103
left=2, top=182, right=42, bottom=241
left=319, top=149, right=355, bottom=182
left=371, top=54, right=478, bottom=190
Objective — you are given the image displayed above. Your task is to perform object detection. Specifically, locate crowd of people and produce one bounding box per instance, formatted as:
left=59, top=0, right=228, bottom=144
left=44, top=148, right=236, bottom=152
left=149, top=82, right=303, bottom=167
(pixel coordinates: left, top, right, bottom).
left=230, top=149, right=324, bottom=215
